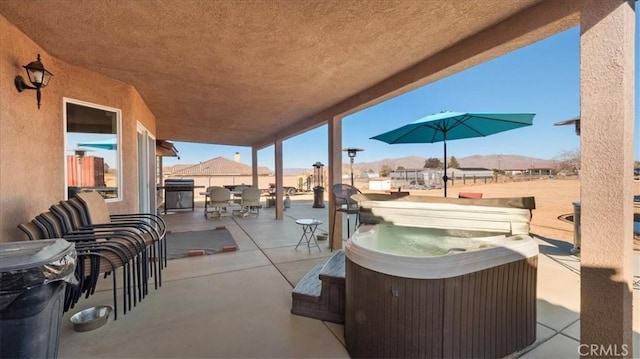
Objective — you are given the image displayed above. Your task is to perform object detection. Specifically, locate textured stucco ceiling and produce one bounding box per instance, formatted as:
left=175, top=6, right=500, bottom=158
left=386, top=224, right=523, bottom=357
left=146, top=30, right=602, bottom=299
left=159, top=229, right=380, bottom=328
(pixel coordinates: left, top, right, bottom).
left=0, top=0, right=548, bottom=147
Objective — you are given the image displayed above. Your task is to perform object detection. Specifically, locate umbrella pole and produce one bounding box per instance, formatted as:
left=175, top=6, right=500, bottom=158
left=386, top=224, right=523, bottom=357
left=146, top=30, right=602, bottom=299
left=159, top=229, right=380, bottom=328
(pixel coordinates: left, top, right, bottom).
left=442, top=140, right=448, bottom=197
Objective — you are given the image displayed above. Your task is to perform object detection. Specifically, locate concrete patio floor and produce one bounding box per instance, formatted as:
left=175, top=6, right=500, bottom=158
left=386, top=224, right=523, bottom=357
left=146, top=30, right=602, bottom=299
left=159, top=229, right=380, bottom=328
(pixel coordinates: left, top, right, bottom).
left=57, top=197, right=640, bottom=358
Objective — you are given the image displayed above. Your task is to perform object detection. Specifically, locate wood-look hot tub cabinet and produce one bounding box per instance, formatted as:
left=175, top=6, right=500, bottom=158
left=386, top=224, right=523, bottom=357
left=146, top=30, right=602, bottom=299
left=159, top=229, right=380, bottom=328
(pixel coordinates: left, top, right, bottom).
left=345, top=256, right=537, bottom=358
left=344, top=195, right=539, bottom=358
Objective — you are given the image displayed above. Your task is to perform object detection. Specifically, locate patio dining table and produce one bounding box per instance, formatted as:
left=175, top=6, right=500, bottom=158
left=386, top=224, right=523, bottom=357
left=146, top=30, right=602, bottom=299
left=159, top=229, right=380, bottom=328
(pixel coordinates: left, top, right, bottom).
left=201, top=190, right=243, bottom=217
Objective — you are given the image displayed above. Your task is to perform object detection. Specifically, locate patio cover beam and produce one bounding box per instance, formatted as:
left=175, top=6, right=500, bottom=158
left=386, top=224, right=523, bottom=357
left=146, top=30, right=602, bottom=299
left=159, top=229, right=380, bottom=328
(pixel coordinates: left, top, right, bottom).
left=274, top=140, right=284, bottom=220
left=328, top=115, right=343, bottom=250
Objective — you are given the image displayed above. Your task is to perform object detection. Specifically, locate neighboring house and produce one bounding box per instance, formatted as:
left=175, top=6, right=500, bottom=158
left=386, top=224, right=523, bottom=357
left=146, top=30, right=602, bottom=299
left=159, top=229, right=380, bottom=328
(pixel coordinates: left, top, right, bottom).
left=163, top=156, right=283, bottom=194
left=163, top=164, right=195, bottom=176
left=168, top=156, right=271, bottom=178
left=502, top=167, right=555, bottom=176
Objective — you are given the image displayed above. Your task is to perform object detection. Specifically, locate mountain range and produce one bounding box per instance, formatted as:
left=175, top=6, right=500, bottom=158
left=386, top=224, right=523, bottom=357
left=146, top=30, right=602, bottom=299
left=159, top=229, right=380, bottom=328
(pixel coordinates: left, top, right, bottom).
left=283, top=154, right=558, bottom=175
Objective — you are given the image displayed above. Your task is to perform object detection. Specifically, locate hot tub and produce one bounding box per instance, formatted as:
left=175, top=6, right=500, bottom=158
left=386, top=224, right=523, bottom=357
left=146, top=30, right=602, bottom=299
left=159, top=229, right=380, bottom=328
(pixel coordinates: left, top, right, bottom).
left=344, top=195, right=538, bottom=358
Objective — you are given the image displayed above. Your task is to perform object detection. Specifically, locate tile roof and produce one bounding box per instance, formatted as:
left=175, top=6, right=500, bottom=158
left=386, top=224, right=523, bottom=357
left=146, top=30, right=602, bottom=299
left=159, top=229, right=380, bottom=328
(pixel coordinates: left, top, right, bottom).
left=163, top=164, right=194, bottom=174
left=170, top=157, right=271, bottom=176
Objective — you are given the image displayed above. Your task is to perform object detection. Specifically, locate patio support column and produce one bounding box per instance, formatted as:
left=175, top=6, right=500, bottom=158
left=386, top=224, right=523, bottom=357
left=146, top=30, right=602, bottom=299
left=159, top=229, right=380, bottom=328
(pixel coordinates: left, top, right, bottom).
left=251, top=146, right=258, bottom=188
left=157, top=156, right=163, bottom=214
left=274, top=139, right=284, bottom=220
left=328, top=115, right=343, bottom=250
left=579, top=0, right=635, bottom=355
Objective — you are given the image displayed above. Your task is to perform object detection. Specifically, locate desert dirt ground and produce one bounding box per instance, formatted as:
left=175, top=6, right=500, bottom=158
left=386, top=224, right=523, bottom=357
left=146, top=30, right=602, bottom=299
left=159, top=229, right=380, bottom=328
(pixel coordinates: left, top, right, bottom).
left=347, top=177, right=640, bottom=245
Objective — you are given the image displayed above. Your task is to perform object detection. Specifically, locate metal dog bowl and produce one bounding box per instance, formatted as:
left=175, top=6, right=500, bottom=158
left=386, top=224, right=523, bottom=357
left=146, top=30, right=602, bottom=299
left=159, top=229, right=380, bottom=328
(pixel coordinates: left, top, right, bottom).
left=70, top=305, right=112, bottom=332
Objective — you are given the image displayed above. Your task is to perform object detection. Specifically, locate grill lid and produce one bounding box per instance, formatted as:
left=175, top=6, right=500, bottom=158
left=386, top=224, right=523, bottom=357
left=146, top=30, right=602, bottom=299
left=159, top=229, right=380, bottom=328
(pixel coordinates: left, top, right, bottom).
left=164, top=178, right=195, bottom=189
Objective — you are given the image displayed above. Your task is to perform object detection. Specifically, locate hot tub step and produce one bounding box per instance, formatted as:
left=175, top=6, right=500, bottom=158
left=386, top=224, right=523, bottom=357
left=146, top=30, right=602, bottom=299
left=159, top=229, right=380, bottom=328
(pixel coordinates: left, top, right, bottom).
left=291, top=264, right=323, bottom=302
left=319, top=250, right=345, bottom=283
left=291, top=251, right=346, bottom=324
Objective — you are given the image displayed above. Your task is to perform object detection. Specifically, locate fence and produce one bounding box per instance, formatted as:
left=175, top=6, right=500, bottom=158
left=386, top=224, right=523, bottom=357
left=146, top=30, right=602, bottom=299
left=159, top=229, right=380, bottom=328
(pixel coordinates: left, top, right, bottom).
left=389, top=169, right=444, bottom=190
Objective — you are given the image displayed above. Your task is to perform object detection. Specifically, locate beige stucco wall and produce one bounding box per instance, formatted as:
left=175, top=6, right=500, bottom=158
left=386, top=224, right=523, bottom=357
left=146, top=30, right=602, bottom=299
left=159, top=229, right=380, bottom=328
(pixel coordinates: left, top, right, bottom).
left=0, top=14, right=156, bottom=242
left=579, top=0, right=635, bottom=350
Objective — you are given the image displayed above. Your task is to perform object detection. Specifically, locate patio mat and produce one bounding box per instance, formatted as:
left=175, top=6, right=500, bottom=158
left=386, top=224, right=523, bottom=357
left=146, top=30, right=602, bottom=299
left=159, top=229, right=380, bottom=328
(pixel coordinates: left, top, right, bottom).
left=165, top=228, right=238, bottom=259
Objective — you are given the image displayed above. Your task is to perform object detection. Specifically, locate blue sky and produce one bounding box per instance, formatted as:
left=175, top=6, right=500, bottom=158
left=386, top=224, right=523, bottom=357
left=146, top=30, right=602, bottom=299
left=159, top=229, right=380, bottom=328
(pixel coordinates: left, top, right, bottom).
left=165, top=21, right=639, bottom=170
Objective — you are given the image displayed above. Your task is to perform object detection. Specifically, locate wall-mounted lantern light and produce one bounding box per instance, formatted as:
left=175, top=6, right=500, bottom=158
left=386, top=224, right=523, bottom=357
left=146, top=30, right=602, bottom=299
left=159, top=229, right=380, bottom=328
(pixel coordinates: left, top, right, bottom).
left=14, top=54, right=53, bottom=109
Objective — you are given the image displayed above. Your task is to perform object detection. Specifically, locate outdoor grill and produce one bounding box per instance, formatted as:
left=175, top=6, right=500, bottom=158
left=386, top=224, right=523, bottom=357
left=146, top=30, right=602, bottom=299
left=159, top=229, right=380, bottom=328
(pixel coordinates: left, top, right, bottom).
left=164, top=178, right=195, bottom=213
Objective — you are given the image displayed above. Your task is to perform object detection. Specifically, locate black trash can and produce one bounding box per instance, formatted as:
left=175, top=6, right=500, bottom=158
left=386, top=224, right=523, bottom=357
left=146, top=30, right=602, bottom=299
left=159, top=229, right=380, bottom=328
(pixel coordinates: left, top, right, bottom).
left=313, top=186, right=325, bottom=208
left=0, top=239, right=77, bottom=359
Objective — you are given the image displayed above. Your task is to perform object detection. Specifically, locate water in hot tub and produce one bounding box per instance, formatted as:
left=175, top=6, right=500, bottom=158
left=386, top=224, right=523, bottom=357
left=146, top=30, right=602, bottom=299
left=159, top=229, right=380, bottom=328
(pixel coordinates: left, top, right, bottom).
left=371, top=223, right=507, bottom=256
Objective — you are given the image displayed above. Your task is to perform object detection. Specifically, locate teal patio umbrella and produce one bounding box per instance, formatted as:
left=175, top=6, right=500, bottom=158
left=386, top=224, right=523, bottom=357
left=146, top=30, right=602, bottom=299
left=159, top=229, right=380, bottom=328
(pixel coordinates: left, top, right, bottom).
left=371, top=111, right=535, bottom=197
left=77, top=139, right=117, bottom=150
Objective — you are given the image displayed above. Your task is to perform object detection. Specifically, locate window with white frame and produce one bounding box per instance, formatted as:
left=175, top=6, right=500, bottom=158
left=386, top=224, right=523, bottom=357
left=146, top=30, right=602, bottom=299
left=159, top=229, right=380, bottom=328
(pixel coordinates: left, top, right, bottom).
left=64, top=99, right=122, bottom=201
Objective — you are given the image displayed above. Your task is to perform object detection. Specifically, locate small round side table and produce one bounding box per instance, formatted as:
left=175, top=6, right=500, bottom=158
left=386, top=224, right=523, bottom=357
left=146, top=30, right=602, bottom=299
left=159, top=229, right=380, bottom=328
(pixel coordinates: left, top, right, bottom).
left=295, top=219, right=323, bottom=253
